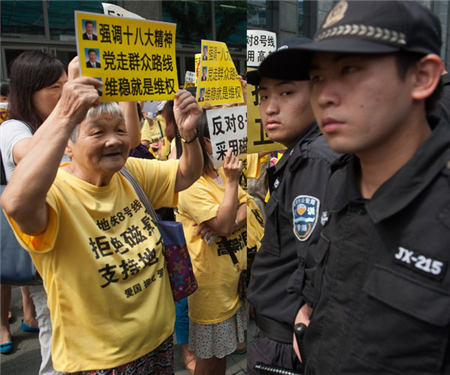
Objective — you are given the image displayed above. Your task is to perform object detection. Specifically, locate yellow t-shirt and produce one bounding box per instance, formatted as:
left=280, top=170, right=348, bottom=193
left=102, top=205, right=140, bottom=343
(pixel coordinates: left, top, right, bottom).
left=247, top=196, right=265, bottom=252
left=152, top=115, right=172, bottom=160
left=156, top=136, right=172, bottom=161
left=176, top=170, right=247, bottom=324
left=7, top=157, right=179, bottom=373
left=141, top=117, right=164, bottom=144
left=246, top=153, right=261, bottom=179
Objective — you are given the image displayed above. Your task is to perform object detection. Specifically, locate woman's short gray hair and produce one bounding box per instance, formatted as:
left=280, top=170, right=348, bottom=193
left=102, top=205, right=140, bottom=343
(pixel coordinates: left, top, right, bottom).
left=69, top=102, right=124, bottom=142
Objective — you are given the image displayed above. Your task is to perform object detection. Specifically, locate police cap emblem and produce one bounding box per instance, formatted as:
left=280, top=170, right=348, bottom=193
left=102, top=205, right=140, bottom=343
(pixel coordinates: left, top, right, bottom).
left=292, top=195, right=320, bottom=241
left=323, top=0, right=348, bottom=29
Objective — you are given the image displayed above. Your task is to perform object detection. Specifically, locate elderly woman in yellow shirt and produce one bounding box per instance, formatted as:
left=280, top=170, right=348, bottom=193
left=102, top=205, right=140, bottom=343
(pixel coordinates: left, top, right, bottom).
left=2, top=69, right=204, bottom=373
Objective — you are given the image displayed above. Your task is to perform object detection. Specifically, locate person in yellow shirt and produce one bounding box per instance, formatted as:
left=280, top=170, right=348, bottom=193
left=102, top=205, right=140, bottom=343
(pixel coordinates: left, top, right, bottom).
left=176, top=119, right=249, bottom=375
left=2, top=81, right=204, bottom=372
left=141, top=111, right=165, bottom=148
left=157, top=103, right=175, bottom=160
left=141, top=102, right=177, bottom=161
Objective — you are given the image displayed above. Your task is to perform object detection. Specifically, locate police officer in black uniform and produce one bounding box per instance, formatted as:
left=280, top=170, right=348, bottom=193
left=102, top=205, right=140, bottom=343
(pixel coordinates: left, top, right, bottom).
left=291, top=1, right=450, bottom=374
left=434, top=69, right=450, bottom=122
left=245, top=37, right=340, bottom=374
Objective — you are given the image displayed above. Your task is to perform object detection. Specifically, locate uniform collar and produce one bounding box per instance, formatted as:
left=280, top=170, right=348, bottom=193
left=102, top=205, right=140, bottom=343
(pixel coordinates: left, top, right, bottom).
left=333, top=117, right=450, bottom=222
left=332, top=155, right=363, bottom=213
left=272, top=123, right=319, bottom=175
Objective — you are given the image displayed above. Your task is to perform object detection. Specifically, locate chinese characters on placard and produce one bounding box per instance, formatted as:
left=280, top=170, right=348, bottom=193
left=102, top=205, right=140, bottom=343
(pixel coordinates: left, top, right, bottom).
left=88, top=198, right=164, bottom=298
left=76, top=11, right=178, bottom=101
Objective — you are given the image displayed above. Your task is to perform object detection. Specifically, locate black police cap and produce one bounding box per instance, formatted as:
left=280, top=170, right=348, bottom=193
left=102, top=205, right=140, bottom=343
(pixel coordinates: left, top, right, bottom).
left=249, top=0, right=442, bottom=83
left=314, top=1, right=440, bottom=52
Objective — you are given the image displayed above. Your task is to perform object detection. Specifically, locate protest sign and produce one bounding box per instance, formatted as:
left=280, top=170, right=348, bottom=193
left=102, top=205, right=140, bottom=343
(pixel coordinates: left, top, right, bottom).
left=247, top=68, right=285, bottom=154
left=184, top=70, right=196, bottom=88
left=194, top=53, right=201, bottom=86
left=205, top=105, right=247, bottom=168
left=75, top=11, right=178, bottom=102
left=196, top=40, right=244, bottom=107
left=101, top=3, right=144, bottom=19
left=247, top=30, right=277, bottom=68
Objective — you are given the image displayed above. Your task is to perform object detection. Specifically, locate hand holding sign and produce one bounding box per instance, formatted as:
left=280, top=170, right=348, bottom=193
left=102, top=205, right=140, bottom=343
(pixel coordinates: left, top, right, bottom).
left=174, top=89, right=202, bottom=141
left=68, top=56, right=81, bottom=81
left=55, top=76, right=102, bottom=129
left=223, top=148, right=242, bottom=184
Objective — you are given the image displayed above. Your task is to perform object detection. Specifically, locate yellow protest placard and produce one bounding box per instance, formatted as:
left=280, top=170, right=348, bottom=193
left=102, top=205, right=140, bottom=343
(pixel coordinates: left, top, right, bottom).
left=196, top=40, right=244, bottom=107
left=183, top=70, right=195, bottom=88
left=75, top=11, right=178, bottom=102
left=247, top=68, right=285, bottom=154
left=194, top=53, right=201, bottom=86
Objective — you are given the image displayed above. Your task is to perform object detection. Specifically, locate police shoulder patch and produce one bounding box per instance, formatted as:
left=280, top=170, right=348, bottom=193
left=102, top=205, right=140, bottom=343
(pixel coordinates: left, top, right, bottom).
left=292, top=195, right=320, bottom=242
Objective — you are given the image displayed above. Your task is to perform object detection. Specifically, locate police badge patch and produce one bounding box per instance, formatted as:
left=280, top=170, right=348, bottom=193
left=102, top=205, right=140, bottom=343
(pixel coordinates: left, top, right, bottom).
left=322, top=0, right=348, bottom=29
left=292, top=195, right=320, bottom=241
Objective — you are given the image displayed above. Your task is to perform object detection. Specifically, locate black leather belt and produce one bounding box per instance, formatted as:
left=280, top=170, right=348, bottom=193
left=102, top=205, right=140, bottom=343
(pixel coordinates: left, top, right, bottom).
left=255, top=313, right=293, bottom=344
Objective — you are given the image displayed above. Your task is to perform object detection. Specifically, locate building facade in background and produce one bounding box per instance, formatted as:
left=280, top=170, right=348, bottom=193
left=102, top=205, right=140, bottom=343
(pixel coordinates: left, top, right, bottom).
left=0, top=0, right=246, bottom=81
left=1, top=1, right=449, bottom=80
left=248, top=0, right=449, bottom=69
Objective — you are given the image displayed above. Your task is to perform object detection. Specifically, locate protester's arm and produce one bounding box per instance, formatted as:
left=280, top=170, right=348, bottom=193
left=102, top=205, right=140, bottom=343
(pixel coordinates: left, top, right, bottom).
left=7, top=56, right=82, bottom=167
left=119, top=101, right=141, bottom=148
left=168, top=141, right=178, bottom=160
left=196, top=201, right=246, bottom=242
left=173, top=89, right=203, bottom=192
left=200, top=149, right=242, bottom=237
left=1, top=77, right=101, bottom=235
left=234, top=202, right=247, bottom=231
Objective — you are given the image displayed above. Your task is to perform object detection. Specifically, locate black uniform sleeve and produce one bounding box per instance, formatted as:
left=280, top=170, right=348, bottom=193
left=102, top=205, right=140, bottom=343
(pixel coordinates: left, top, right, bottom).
left=289, top=138, right=341, bottom=310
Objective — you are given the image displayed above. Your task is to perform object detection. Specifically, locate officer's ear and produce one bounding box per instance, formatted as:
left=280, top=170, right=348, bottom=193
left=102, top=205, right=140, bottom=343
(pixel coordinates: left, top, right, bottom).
left=410, top=54, right=443, bottom=101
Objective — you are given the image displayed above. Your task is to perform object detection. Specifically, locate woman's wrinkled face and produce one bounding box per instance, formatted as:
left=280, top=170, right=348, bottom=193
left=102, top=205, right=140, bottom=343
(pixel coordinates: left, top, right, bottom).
left=66, top=113, right=130, bottom=186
